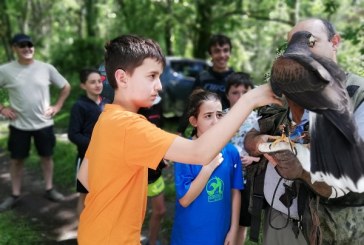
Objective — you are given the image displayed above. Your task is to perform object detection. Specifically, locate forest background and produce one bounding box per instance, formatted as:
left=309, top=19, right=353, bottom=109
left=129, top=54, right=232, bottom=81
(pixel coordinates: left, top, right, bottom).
left=0, top=1, right=363, bottom=243
left=2, top=0, right=363, bottom=128
left=1, top=0, right=363, bottom=85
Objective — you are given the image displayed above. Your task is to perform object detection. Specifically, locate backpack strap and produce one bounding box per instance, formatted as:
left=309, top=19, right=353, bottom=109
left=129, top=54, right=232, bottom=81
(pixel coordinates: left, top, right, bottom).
left=248, top=104, right=290, bottom=242
left=346, top=73, right=364, bottom=111
left=249, top=167, right=267, bottom=242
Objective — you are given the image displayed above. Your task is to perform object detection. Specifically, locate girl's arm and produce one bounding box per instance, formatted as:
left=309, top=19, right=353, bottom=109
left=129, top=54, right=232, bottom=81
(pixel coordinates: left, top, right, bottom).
left=224, top=189, right=241, bottom=245
left=165, top=84, right=282, bottom=165
left=178, top=154, right=222, bottom=207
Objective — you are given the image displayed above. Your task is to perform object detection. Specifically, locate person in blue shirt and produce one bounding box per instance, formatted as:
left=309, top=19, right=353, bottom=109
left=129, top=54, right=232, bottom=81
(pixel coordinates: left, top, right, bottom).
left=68, top=68, right=107, bottom=217
left=171, top=89, right=243, bottom=245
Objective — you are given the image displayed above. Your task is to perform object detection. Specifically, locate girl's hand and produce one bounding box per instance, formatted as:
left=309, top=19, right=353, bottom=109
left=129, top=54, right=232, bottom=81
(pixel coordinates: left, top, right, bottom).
left=224, top=228, right=237, bottom=245
left=206, top=153, right=223, bottom=171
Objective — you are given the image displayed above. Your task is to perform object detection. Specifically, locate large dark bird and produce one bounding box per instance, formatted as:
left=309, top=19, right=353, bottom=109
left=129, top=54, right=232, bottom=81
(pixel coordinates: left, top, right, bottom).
left=270, top=31, right=364, bottom=193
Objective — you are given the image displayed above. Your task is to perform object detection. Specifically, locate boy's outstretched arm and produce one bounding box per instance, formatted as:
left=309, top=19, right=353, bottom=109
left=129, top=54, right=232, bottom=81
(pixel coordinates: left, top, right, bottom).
left=165, top=84, right=282, bottom=165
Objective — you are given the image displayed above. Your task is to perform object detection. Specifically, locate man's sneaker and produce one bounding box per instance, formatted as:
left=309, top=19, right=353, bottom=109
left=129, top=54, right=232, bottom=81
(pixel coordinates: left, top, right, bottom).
left=44, top=189, right=65, bottom=202
left=0, top=196, right=20, bottom=212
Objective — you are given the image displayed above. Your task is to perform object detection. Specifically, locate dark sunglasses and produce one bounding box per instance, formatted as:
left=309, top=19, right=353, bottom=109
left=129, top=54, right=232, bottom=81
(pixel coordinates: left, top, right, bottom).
left=17, top=42, right=34, bottom=48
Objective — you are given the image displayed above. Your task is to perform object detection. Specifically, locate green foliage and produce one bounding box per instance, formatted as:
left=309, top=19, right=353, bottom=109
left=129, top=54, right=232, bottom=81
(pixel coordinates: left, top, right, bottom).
left=1, top=0, right=363, bottom=83
left=51, top=37, right=104, bottom=77
left=53, top=140, right=77, bottom=189
left=0, top=212, right=40, bottom=244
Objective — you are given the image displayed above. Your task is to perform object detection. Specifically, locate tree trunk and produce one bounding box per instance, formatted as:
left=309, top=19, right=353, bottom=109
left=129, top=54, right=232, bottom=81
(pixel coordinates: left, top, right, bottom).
left=193, top=1, right=212, bottom=59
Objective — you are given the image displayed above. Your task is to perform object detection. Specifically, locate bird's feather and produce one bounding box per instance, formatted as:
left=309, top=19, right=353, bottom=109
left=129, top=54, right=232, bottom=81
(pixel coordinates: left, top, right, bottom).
left=270, top=30, right=364, bottom=192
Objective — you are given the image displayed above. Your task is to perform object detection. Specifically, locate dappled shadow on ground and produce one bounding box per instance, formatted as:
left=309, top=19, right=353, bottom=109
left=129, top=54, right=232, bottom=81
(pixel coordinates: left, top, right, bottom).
left=0, top=150, right=79, bottom=244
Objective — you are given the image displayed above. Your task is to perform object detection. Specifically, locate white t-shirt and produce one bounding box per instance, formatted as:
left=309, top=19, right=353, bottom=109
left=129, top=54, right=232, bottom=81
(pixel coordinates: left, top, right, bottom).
left=0, top=60, right=67, bottom=130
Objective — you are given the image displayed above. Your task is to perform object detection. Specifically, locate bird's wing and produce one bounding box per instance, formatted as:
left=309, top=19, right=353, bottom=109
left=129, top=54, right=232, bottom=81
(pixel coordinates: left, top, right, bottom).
left=271, top=53, right=356, bottom=142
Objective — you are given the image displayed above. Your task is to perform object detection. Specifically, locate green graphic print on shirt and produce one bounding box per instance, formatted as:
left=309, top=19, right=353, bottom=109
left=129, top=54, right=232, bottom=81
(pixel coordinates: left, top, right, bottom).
left=206, top=176, right=224, bottom=202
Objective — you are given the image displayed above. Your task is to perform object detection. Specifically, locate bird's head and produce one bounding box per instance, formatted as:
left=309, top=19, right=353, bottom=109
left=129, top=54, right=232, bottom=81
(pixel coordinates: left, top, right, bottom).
left=287, top=31, right=317, bottom=50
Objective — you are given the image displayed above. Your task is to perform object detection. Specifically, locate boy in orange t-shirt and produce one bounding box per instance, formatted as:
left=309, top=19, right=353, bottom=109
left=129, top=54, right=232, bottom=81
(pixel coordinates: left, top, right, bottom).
left=77, top=35, right=281, bottom=245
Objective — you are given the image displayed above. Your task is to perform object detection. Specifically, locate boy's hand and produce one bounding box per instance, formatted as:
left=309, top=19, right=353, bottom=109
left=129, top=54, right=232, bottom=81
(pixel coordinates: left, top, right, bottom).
left=244, top=84, right=283, bottom=108
left=241, top=155, right=261, bottom=166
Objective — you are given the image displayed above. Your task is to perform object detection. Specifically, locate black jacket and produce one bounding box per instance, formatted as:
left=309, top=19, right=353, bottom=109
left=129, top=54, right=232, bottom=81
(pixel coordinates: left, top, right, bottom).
left=68, top=95, right=106, bottom=158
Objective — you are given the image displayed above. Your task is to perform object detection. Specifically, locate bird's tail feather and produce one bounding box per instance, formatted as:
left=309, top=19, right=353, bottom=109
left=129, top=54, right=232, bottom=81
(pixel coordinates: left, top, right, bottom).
left=310, top=114, right=364, bottom=192
left=323, top=109, right=360, bottom=143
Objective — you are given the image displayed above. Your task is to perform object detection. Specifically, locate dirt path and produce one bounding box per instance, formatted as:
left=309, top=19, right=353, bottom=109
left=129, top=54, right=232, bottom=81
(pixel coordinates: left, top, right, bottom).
left=0, top=151, right=78, bottom=244
left=0, top=149, right=175, bottom=245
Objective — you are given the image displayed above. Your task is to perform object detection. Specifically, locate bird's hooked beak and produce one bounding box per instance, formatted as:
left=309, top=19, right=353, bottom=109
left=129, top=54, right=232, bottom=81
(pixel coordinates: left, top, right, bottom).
left=308, top=35, right=316, bottom=48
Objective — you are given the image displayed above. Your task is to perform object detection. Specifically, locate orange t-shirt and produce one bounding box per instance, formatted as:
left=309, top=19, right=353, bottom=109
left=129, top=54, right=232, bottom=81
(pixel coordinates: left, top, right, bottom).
left=78, top=104, right=176, bottom=245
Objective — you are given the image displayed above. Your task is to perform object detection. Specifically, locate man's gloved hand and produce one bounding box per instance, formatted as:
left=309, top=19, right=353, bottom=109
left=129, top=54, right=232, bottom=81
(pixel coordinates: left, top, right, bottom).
left=264, top=150, right=304, bottom=180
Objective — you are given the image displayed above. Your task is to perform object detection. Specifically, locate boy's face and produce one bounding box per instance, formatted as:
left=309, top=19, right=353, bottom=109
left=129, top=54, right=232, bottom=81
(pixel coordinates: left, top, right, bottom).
left=227, top=84, right=251, bottom=107
left=81, top=72, right=103, bottom=97
left=209, top=44, right=231, bottom=72
left=125, top=58, right=163, bottom=110
left=190, top=99, right=223, bottom=137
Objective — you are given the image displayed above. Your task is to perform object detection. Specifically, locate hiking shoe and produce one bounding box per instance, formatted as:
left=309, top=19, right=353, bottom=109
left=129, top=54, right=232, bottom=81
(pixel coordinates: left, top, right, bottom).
left=0, top=196, right=19, bottom=212
left=44, top=189, right=65, bottom=202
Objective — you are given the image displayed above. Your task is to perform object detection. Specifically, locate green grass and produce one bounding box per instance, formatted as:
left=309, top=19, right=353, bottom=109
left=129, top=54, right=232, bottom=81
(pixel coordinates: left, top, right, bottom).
left=0, top=212, right=40, bottom=245
left=0, top=134, right=77, bottom=245
left=14, top=138, right=78, bottom=191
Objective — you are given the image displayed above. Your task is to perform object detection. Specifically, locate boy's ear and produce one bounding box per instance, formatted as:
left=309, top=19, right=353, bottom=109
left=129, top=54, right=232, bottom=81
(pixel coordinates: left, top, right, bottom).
left=189, top=116, right=197, bottom=127
left=115, top=69, right=127, bottom=87
left=80, top=83, right=86, bottom=90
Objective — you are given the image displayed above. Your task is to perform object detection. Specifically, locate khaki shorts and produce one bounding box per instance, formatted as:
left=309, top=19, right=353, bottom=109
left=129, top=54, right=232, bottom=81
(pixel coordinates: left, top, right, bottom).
left=147, top=176, right=165, bottom=197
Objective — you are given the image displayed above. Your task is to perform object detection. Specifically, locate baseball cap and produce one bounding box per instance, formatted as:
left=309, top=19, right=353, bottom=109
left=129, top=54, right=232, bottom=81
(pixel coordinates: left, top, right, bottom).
left=11, top=33, right=33, bottom=45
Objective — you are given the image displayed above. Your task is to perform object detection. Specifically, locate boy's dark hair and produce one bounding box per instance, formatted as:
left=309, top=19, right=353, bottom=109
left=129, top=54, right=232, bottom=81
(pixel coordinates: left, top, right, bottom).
left=79, top=68, right=100, bottom=84
left=104, top=34, right=166, bottom=89
left=225, top=72, right=255, bottom=93
left=208, top=34, right=232, bottom=54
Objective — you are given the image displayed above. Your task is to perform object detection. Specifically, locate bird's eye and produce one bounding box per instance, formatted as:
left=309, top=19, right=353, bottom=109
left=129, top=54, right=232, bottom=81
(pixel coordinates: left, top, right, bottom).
left=308, top=35, right=316, bottom=48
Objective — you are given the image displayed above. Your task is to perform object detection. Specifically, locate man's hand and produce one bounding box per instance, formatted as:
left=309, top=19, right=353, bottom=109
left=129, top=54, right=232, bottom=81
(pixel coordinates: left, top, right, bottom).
left=0, top=107, right=17, bottom=120
left=44, top=105, right=61, bottom=118
left=244, top=128, right=280, bottom=157
left=264, top=150, right=304, bottom=180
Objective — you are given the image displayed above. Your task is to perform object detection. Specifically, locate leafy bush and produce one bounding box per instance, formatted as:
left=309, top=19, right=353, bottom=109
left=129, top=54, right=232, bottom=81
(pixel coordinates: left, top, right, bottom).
left=51, top=37, right=104, bottom=80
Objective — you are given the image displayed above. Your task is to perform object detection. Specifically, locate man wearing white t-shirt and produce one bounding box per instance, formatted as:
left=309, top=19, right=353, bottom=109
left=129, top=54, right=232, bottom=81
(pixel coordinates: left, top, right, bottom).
left=0, top=33, right=71, bottom=211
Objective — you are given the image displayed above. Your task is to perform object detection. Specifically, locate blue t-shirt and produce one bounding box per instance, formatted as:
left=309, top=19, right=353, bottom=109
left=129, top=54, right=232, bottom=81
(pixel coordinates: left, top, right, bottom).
left=171, top=143, right=244, bottom=245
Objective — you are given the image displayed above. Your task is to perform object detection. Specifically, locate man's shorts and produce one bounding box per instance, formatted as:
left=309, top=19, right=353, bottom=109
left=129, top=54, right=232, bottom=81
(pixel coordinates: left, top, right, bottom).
left=147, top=176, right=165, bottom=197
left=8, top=125, right=56, bottom=159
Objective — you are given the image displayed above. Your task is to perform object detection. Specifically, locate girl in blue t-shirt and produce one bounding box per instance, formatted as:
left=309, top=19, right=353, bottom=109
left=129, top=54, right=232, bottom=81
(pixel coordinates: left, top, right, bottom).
left=171, top=89, right=243, bottom=245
